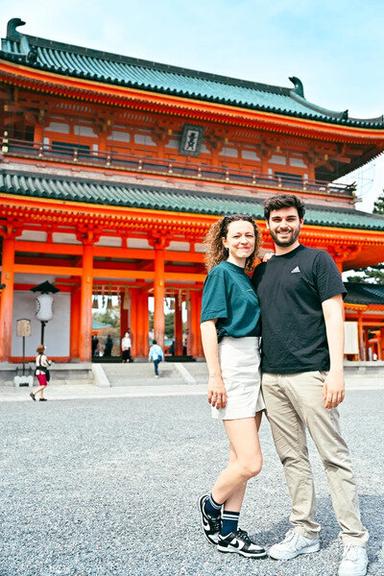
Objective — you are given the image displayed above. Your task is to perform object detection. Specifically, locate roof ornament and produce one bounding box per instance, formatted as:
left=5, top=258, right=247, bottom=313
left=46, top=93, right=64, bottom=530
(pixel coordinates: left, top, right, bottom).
left=341, top=110, right=349, bottom=120
left=26, top=46, right=38, bottom=64
left=289, top=76, right=305, bottom=98
left=6, top=18, right=26, bottom=41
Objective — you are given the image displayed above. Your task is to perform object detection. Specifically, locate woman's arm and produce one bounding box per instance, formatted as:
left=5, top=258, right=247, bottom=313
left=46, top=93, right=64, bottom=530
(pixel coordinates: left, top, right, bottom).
left=200, top=320, right=227, bottom=409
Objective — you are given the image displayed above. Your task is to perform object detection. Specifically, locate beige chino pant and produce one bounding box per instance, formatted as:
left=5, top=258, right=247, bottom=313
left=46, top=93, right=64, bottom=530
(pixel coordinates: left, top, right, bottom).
left=262, top=371, right=368, bottom=545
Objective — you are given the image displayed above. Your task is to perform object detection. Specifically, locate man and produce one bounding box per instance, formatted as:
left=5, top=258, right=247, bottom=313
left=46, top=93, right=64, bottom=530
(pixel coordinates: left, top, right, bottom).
left=148, top=340, right=164, bottom=378
left=252, top=194, right=368, bottom=576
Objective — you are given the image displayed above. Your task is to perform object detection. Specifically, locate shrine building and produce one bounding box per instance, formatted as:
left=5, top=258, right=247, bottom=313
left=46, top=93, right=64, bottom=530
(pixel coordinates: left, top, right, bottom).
left=1, top=17, right=384, bottom=364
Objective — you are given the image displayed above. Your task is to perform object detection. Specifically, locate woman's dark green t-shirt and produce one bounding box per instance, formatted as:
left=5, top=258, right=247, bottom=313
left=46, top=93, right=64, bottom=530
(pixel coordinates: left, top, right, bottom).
left=201, top=261, right=261, bottom=338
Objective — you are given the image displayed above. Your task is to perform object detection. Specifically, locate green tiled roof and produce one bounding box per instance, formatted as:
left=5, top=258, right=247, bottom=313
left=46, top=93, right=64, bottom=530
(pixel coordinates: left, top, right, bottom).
left=2, top=169, right=384, bottom=232
left=1, top=18, right=383, bottom=129
left=344, top=283, right=384, bottom=305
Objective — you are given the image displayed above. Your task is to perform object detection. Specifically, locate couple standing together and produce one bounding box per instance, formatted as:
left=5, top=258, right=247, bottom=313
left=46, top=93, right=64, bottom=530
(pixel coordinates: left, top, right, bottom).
left=198, top=194, right=368, bottom=576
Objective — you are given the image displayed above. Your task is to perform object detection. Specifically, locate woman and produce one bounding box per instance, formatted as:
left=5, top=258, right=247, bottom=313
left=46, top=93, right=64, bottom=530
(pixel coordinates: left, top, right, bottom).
left=198, top=214, right=266, bottom=559
left=121, top=331, right=132, bottom=363
left=30, top=344, right=51, bottom=402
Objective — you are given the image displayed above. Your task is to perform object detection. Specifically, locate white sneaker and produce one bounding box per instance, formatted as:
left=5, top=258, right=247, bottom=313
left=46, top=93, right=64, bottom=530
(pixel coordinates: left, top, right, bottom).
left=268, top=528, right=320, bottom=560
left=338, top=545, right=368, bottom=576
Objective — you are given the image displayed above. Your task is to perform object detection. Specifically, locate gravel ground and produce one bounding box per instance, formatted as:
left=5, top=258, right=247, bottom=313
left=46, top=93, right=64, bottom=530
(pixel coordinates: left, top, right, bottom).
left=1, top=389, right=383, bottom=576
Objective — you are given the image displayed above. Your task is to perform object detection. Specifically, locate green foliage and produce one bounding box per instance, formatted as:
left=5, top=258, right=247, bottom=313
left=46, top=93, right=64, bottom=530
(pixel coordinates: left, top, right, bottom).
left=373, top=190, right=384, bottom=214
left=165, top=312, right=174, bottom=338
left=92, top=309, right=119, bottom=327
left=347, top=268, right=384, bottom=284
left=148, top=311, right=175, bottom=337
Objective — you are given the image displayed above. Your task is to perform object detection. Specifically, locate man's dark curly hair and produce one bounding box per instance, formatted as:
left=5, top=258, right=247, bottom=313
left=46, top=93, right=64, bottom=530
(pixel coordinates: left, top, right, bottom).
left=264, top=194, right=305, bottom=221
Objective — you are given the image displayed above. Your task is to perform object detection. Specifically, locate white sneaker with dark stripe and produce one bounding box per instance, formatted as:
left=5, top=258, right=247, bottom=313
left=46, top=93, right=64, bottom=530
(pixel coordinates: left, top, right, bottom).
left=197, top=494, right=221, bottom=545
left=268, top=528, right=320, bottom=560
left=217, top=529, right=267, bottom=558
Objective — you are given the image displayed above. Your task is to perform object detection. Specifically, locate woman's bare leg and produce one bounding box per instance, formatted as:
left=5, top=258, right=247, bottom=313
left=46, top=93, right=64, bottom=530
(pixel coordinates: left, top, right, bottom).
left=222, top=412, right=263, bottom=511
left=211, top=413, right=263, bottom=507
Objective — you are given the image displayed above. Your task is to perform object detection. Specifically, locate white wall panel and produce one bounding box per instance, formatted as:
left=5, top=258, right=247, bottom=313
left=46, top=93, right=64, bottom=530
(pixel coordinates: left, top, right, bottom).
left=12, top=292, right=70, bottom=357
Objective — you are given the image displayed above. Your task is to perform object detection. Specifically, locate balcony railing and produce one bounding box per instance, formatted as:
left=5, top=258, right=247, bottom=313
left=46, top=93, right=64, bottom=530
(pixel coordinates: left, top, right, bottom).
left=1, top=137, right=356, bottom=198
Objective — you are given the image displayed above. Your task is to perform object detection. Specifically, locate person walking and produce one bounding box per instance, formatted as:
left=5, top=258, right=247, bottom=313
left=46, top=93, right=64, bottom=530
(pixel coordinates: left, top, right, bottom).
left=148, top=340, right=164, bottom=377
left=30, top=344, right=51, bottom=402
left=121, top=331, right=132, bottom=363
left=197, top=214, right=266, bottom=559
left=252, top=194, right=368, bottom=576
left=91, top=335, right=99, bottom=357
left=104, top=334, right=113, bottom=358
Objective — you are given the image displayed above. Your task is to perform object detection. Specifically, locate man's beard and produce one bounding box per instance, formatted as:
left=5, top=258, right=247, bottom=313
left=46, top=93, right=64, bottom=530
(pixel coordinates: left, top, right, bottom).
left=269, top=225, right=301, bottom=247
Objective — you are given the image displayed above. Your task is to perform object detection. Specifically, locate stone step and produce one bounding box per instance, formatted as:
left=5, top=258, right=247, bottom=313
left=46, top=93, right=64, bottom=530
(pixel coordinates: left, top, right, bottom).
left=101, top=362, right=186, bottom=386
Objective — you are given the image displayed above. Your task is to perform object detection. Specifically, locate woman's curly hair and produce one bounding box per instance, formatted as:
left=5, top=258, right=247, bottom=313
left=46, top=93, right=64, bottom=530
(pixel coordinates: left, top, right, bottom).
left=203, top=214, right=261, bottom=273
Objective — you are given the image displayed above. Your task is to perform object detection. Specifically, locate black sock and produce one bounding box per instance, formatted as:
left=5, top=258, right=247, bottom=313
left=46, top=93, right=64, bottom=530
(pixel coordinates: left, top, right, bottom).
left=221, top=510, right=239, bottom=536
left=204, top=493, right=222, bottom=517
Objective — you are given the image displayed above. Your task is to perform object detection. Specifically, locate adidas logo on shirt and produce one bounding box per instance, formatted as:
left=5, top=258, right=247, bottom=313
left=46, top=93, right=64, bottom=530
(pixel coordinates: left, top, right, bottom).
left=291, top=266, right=301, bottom=273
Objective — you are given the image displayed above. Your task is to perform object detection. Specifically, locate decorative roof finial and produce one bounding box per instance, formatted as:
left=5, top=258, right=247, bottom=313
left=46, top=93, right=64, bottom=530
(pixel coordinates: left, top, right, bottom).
left=289, top=76, right=305, bottom=98
left=6, top=18, right=26, bottom=41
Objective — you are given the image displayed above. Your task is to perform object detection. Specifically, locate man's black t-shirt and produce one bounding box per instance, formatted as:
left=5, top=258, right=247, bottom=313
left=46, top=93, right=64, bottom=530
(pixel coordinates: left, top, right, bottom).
left=252, top=245, right=346, bottom=374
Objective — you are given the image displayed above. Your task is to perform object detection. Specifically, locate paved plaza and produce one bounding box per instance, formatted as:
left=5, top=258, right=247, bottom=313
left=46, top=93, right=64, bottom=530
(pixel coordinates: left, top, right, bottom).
left=1, top=381, right=383, bottom=576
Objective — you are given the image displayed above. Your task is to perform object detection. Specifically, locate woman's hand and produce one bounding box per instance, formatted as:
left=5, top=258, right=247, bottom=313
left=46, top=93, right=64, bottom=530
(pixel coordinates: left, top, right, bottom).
left=262, top=251, right=274, bottom=263
left=207, top=375, right=227, bottom=409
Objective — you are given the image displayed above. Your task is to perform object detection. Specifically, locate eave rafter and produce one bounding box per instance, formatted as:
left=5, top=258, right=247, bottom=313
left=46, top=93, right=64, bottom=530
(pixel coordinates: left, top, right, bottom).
left=2, top=62, right=384, bottom=145
left=0, top=194, right=212, bottom=241
left=301, top=225, right=384, bottom=246
left=2, top=195, right=384, bottom=252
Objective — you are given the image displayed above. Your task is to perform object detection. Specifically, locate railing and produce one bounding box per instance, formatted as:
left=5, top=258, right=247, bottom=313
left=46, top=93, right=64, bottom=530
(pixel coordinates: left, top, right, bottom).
left=1, top=137, right=356, bottom=197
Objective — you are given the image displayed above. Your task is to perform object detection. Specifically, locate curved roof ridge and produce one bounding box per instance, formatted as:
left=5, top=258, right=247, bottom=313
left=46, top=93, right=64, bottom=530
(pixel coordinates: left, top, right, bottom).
left=290, top=92, right=384, bottom=124
left=1, top=18, right=383, bottom=128
left=19, top=34, right=291, bottom=95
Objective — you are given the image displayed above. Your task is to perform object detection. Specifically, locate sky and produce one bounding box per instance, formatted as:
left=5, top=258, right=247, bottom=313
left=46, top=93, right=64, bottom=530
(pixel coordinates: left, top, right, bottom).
left=2, top=0, right=384, bottom=210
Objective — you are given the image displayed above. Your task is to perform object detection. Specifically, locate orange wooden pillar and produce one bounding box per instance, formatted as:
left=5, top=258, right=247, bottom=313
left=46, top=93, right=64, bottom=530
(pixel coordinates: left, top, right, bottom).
left=195, top=289, right=203, bottom=357
left=376, top=331, right=382, bottom=361
left=0, top=234, right=15, bottom=361
left=120, top=289, right=129, bottom=338
left=70, top=286, right=81, bottom=359
left=79, top=241, right=93, bottom=361
left=137, top=288, right=149, bottom=356
left=34, top=123, right=44, bottom=145
left=357, top=311, right=365, bottom=361
left=186, top=293, right=192, bottom=356
left=130, top=288, right=139, bottom=357
left=152, top=240, right=166, bottom=347
left=189, top=289, right=203, bottom=358
left=174, top=293, right=183, bottom=356
left=380, top=328, right=384, bottom=360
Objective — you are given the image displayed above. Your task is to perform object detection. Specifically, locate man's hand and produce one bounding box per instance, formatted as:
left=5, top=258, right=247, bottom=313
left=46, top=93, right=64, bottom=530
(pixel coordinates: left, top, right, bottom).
left=322, top=369, right=345, bottom=409
left=207, top=375, right=227, bottom=409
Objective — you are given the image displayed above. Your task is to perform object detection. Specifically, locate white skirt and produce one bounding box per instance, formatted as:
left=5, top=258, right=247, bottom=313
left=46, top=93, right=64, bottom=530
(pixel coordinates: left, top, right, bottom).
left=212, top=337, right=265, bottom=420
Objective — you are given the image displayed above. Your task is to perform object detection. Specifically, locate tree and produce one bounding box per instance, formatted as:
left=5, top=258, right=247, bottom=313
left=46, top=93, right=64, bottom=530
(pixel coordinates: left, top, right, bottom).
left=373, top=190, right=384, bottom=214
left=346, top=190, right=384, bottom=285
left=148, top=311, right=175, bottom=338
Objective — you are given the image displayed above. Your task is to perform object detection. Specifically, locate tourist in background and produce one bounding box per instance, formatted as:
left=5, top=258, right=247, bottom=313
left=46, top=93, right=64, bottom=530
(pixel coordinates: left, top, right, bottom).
left=121, top=331, right=132, bottom=363
left=104, top=334, right=113, bottom=358
left=30, top=344, right=51, bottom=402
left=148, top=340, right=164, bottom=377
